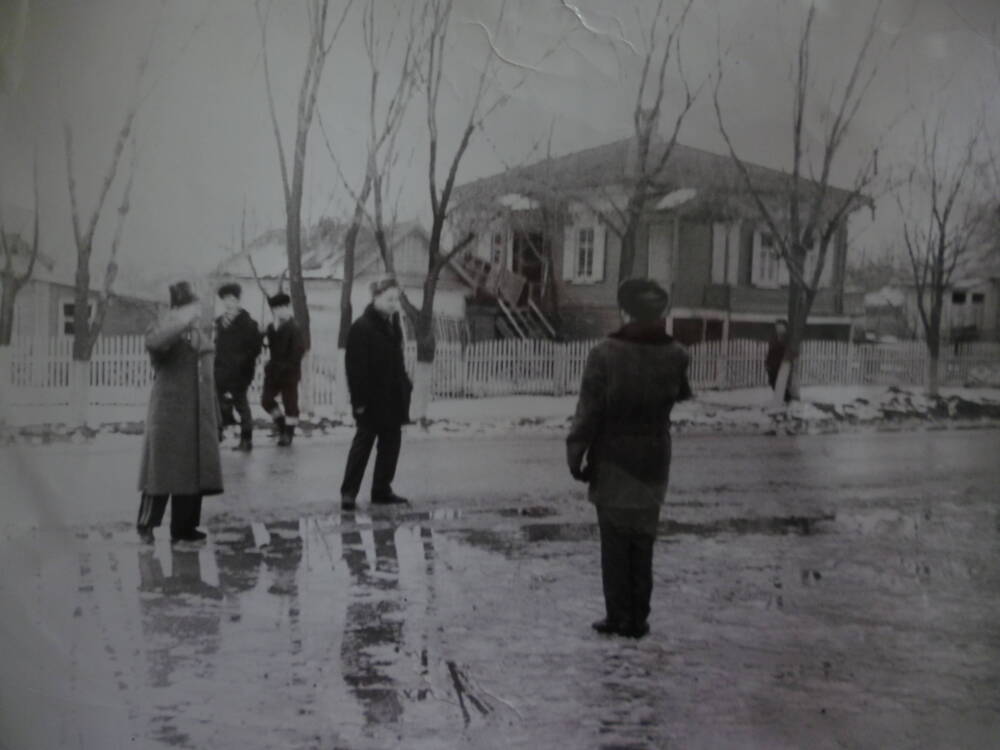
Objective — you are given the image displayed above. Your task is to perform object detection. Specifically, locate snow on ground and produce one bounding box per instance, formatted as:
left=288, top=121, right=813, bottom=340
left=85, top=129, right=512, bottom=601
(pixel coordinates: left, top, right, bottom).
left=4, top=386, right=1000, bottom=447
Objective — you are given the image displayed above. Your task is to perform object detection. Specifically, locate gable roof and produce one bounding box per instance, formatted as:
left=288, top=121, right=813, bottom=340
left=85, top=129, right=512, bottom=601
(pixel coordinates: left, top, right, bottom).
left=453, top=136, right=870, bottom=226
left=215, top=219, right=429, bottom=281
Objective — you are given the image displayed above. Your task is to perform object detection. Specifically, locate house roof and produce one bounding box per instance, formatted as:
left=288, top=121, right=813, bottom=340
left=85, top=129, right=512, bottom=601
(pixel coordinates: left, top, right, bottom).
left=453, top=136, right=870, bottom=226
left=215, top=219, right=428, bottom=281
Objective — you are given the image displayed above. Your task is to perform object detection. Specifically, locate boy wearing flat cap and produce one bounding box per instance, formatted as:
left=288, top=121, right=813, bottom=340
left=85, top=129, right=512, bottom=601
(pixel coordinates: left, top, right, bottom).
left=567, top=278, right=692, bottom=639
left=262, top=292, right=306, bottom=446
left=214, top=282, right=263, bottom=451
left=340, top=274, right=413, bottom=509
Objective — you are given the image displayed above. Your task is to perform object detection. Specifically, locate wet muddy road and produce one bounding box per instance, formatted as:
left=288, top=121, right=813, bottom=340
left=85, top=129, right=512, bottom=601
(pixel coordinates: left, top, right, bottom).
left=3, top=429, right=1000, bottom=748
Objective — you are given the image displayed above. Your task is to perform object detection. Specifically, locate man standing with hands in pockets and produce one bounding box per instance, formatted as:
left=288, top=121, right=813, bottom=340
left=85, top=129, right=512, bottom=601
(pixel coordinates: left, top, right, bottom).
left=340, top=274, right=413, bottom=510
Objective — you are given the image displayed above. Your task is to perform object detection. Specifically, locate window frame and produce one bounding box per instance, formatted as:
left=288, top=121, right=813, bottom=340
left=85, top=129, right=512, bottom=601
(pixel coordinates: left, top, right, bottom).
left=61, top=298, right=96, bottom=336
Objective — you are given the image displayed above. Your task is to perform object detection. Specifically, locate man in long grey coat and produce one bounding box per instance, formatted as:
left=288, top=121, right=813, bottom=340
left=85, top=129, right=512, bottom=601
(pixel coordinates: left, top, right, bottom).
left=137, top=281, right=223, bottom=543
left=567, top=279, right=692, bottom=639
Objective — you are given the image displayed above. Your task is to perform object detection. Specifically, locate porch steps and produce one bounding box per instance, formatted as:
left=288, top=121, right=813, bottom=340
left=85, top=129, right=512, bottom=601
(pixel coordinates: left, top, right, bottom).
left=497, top=298, right=556, bottom=340
left=454, top=251, right=559, bottom=341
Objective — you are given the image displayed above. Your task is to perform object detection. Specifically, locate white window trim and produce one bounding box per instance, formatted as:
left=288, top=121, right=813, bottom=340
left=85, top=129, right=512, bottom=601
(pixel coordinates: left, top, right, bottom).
left=752, top=229, right=786, bottom=289
left=562, top=209, right=606, bottom=285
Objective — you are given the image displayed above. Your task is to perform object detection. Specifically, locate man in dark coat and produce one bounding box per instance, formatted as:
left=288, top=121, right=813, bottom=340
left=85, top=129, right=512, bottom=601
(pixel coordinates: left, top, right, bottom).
left=214, top=282, right=263, bottom=451
left=137, top=281, right=223, bottom=544
left=567, top=279, right=692, bottom=639
left=340, top=274, right=413, bottom=510
left=765, top=318, right=791, bottom=403
left=261, top=292, right=307, bottom=446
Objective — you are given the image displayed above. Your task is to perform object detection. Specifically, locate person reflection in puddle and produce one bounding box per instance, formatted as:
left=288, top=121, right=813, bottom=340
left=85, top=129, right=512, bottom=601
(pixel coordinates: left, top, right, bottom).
left=567, top=280, right=692, bottom=639
left=340, top=521, right=405, bottom=724
left=137, top=547, right=222, bottom=696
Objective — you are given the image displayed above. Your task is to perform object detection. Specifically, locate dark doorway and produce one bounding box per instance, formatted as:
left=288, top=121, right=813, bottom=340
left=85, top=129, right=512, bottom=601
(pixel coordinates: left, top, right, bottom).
left=705, top=319, right=724, bottom=342
left=512, top=231, right=547, bottom=304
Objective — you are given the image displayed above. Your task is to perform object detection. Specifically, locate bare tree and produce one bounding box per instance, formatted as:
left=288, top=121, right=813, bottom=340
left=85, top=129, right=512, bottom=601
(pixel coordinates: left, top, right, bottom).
left=0, top=156, right=40, bottom=346
left=574, top=0, right=702, bottom=281
left=65, top=126, right=138, bottom=361
left=256, top=0, right=354, bottom=352
left=399, top=0, right=557, bottom=420
left=897, top=117, right=989, bottom=395
left=714, top=2, right=889, bottom=404
left=320, top=0, right=421, bottom=348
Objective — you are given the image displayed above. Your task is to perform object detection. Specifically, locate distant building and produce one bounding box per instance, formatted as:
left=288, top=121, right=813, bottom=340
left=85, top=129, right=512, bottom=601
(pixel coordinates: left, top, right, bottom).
left=863, top=277, right=1000, bottom=343
left=213, top=219, right=470, bottom=346
left=1, top=204, right=162, bottom=341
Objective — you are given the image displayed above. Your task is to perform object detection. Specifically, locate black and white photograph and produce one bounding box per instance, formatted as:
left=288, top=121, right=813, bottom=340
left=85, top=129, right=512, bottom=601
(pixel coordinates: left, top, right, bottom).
left=2, top=0, right=1000, bottom=747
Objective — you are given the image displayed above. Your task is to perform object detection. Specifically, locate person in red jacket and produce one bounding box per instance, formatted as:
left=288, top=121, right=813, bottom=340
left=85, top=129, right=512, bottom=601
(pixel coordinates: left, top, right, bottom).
left=567, top=279, right=692, bottom=639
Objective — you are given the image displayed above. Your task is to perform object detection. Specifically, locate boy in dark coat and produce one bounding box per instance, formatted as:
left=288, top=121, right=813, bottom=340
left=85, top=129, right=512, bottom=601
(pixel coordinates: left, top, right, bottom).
left=261, top=292, right=307, bottom=446
left=214, top=282, right=263, bottom=451
left=765, top=318, right=791, bottom=403
left=567, top=279, right=692, bottom=639
left=339, top=274, right=413, bottom=509
left=137, top=281, right=223, bottom=544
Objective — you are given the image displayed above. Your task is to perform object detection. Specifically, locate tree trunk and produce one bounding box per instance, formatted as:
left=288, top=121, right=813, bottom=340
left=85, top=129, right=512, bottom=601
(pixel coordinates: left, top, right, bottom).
left=926, top=329, right=941, bottom=397
left=285, top=199, right=311, bottom=352
left=71, top=256, right=92, bottom=361
left=69, top=358, right=90, bottom=428
left=775, top=268, right=811, bottom=407
left=617, top=191, right=646, bottom=283
left=0, top=278, right=17, bottom=346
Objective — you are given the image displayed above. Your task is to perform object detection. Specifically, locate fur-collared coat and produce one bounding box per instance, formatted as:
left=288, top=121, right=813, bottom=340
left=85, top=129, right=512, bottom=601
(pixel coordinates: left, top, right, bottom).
left=567, top=321, right=692, bottom=510
left=138, top=312, right=223, bottom=497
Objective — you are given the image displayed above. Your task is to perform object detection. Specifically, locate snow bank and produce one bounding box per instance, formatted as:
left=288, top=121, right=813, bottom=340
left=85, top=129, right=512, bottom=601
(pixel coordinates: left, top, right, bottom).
left=4, top=386, right=999, bottom=447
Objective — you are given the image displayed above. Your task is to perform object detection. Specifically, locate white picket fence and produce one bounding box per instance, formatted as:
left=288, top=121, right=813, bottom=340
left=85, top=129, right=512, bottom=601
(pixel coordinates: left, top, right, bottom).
left=2, top=335, right=999, bottom=411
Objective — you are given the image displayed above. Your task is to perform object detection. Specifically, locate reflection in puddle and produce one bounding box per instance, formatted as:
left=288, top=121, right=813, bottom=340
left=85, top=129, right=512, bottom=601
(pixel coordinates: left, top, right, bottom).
left=456, top=514, right=835, bottom=559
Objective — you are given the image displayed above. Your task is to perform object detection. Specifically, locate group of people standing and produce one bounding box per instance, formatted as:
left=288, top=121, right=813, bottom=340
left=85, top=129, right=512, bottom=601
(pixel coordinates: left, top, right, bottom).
left=135, top=275, right=412, bottom=543
left=134, top=274, right=694, bottom=642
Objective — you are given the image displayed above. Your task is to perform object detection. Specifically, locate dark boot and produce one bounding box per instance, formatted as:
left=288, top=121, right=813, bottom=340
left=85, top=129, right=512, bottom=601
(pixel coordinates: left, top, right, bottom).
left=341, top=492, right=357, bottom=511
left=233, top=432, right=253, bottom=452
left=591, top=618, right=624, bottom=635
left=277, top=424, right=294, bottom=447
left=371, top=491, right=408, bottom=505
left=272, top=415, right=285, bottom=440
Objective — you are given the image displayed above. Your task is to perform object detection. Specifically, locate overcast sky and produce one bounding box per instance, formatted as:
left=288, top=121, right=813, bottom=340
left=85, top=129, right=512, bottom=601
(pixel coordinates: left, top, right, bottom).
left=1, top=0, right=998, bottom=294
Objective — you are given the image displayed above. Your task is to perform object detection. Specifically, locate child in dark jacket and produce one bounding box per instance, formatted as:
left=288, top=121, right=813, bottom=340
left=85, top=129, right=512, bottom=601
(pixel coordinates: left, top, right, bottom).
left=214, top=283, right=263, bottom=450
left=261, top=292, right=306, bottom=446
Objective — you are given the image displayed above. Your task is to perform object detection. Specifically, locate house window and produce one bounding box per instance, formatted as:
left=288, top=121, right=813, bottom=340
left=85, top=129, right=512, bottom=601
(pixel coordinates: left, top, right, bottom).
left=491, top=231, right=505, bottom=265
left=972, top=293, right=984, bottom=304
left=952, top=291, right=967, bottom=305
left=562, top=210, right=605, bottom=284
left=753, top=231, right=784, bottom=288
left=576, top=227, right=596, bottom=279
left=61, top=300, right=95, bottom=335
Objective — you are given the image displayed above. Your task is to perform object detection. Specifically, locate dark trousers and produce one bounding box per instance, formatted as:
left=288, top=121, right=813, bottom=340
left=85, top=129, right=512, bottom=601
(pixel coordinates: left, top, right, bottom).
left=340, top=423, right=402, bottom=499
left=218, top=386, right=253, bottom=437
left=597, top=507, right=659, bottom=628
left=261, top=376, right=299, bottom=421
left=137, top=493, right=203, bottom=537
